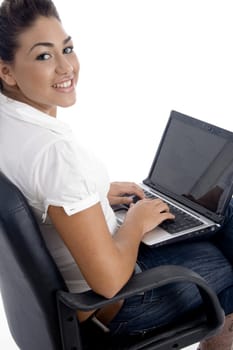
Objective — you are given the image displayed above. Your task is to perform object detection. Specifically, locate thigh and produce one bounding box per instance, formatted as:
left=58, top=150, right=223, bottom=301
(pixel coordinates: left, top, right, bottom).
left=108, top=241, right=233, bottom=336
left=137, top=241, right=233, bottom=295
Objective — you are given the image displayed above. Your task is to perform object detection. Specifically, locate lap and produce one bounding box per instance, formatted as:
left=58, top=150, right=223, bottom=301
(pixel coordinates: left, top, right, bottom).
left=137, top=240, right=232, bottom=294
left=108, top=200, right=233, bottom=336
left=136, top=197, right=233, bottom=274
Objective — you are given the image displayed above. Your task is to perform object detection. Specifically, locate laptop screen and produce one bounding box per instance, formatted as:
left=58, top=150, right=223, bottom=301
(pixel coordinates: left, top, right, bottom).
left=145, top=111, right=233, bottom=220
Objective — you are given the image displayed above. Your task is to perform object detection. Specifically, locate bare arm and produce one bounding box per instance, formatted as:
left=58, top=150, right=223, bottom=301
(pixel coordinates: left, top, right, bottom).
left=48, top=198, right=174, bottom=298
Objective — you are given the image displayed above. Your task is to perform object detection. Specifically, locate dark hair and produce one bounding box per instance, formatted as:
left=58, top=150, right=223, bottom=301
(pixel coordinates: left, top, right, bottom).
left=0, top=0, right=60, bottom=90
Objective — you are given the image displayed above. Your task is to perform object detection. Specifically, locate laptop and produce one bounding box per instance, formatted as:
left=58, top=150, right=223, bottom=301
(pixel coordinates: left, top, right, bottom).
left=115, top=110, right=233, bottom=246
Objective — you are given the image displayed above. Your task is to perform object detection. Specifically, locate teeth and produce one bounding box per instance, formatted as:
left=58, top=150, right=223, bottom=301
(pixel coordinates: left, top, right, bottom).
left=54, top=80, right=72, bottom=88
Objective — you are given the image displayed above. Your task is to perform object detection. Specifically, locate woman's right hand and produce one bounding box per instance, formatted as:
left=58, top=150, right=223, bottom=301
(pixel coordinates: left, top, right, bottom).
left=124, top=198, right=175, bottom=236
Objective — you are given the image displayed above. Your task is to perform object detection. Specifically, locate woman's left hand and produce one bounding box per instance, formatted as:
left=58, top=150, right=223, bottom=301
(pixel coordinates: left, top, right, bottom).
left=107, top=181, right=145, bottom=206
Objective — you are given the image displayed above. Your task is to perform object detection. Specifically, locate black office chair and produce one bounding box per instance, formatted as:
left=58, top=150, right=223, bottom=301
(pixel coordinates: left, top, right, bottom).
left=0, top=171, right=225, bottom=350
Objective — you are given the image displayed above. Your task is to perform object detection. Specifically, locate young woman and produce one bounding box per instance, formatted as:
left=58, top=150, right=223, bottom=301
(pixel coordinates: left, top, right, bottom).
left=0, top=1, right=233, bottom=349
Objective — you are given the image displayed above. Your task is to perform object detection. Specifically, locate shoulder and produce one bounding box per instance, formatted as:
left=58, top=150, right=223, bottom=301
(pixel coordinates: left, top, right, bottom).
left=34, top=136, right=90, bottom=170
left=33, top=137, right=98, bottom=188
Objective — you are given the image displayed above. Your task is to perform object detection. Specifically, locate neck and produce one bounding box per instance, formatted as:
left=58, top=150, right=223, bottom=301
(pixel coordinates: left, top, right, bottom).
left=1, top=85, right=57, bottom=117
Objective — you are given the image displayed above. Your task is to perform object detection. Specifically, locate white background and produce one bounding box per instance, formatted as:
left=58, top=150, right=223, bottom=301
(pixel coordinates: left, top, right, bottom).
left=1, top=0, right=233, bottom=348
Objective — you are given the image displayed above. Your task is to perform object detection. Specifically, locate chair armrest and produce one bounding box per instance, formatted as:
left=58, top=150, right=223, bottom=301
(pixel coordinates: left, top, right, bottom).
left=57, top=265, right=224, bottom=328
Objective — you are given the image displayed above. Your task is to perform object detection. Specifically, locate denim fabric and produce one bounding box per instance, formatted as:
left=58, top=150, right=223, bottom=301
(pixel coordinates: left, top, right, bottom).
left=108, top=200, right=233, bottom=336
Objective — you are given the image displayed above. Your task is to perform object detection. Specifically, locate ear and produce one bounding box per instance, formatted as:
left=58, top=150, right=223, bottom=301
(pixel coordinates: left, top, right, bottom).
left=0, top=60, right=17, bottom=87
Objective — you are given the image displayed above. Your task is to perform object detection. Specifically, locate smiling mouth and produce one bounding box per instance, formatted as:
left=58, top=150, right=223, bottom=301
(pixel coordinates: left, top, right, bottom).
left=53, top=79, right=72, bottom=89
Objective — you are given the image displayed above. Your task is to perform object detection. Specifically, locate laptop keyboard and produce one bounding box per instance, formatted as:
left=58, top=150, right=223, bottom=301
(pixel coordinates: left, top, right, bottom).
left=142, top=190, right=203, bottom=234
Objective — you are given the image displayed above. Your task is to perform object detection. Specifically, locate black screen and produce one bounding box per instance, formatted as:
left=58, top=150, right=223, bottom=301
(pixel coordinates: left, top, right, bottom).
left=148, top=112, right=233, bottom=215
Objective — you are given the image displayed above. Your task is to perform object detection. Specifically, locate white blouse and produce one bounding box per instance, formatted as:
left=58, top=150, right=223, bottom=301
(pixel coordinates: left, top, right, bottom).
left=0, top=94, right=118, bottom=292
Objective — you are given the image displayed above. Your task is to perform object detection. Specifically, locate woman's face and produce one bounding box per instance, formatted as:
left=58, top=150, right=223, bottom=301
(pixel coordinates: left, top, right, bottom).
left=3, top=16, right=80, bottom=116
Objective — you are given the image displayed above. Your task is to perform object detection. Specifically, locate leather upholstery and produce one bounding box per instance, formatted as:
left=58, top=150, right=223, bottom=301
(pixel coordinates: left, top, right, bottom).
left=0, top=172, right=67, bottom=350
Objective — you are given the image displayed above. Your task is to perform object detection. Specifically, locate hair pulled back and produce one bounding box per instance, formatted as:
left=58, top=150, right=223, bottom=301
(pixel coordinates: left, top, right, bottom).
left=0, top=0, right=60, bottom=90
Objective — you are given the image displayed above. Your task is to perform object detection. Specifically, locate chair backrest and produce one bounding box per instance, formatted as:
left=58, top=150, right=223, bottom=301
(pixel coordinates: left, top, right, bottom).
left=0, top=172, right=67, bottom=350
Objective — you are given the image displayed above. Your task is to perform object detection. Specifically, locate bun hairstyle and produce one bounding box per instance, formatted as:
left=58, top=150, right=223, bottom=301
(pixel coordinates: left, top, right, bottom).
left=0, top=0, right=60, bottom=91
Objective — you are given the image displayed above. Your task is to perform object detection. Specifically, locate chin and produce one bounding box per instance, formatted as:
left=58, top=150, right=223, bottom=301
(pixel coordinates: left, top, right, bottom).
left=59, top=97, right=76, bottom=108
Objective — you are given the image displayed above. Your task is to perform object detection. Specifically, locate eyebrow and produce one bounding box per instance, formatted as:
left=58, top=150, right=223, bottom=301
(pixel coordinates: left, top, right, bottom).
left=28, top=36, right=72, bottom=53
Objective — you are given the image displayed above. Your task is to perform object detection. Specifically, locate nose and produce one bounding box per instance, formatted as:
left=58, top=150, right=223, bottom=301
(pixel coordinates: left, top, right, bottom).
left=55, top=55, right=74, bottom=75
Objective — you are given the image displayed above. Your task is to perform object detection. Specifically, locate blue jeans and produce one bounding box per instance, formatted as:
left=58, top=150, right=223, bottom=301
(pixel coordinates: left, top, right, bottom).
left=108, top=200, right=233, bottom=336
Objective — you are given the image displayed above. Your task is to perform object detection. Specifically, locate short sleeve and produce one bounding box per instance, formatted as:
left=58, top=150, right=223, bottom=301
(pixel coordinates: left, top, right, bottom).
left=32, top=139, right=100, bottom=221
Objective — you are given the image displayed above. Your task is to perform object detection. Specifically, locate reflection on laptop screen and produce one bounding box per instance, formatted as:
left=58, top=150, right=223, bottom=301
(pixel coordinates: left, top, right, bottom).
left=149, top=112, right=233, bottom=215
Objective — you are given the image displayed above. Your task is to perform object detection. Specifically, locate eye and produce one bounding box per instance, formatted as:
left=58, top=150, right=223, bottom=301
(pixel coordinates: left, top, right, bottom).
left=36, top=53, right=51, bottom=61
left=63, top=46, right=74, bottom=55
